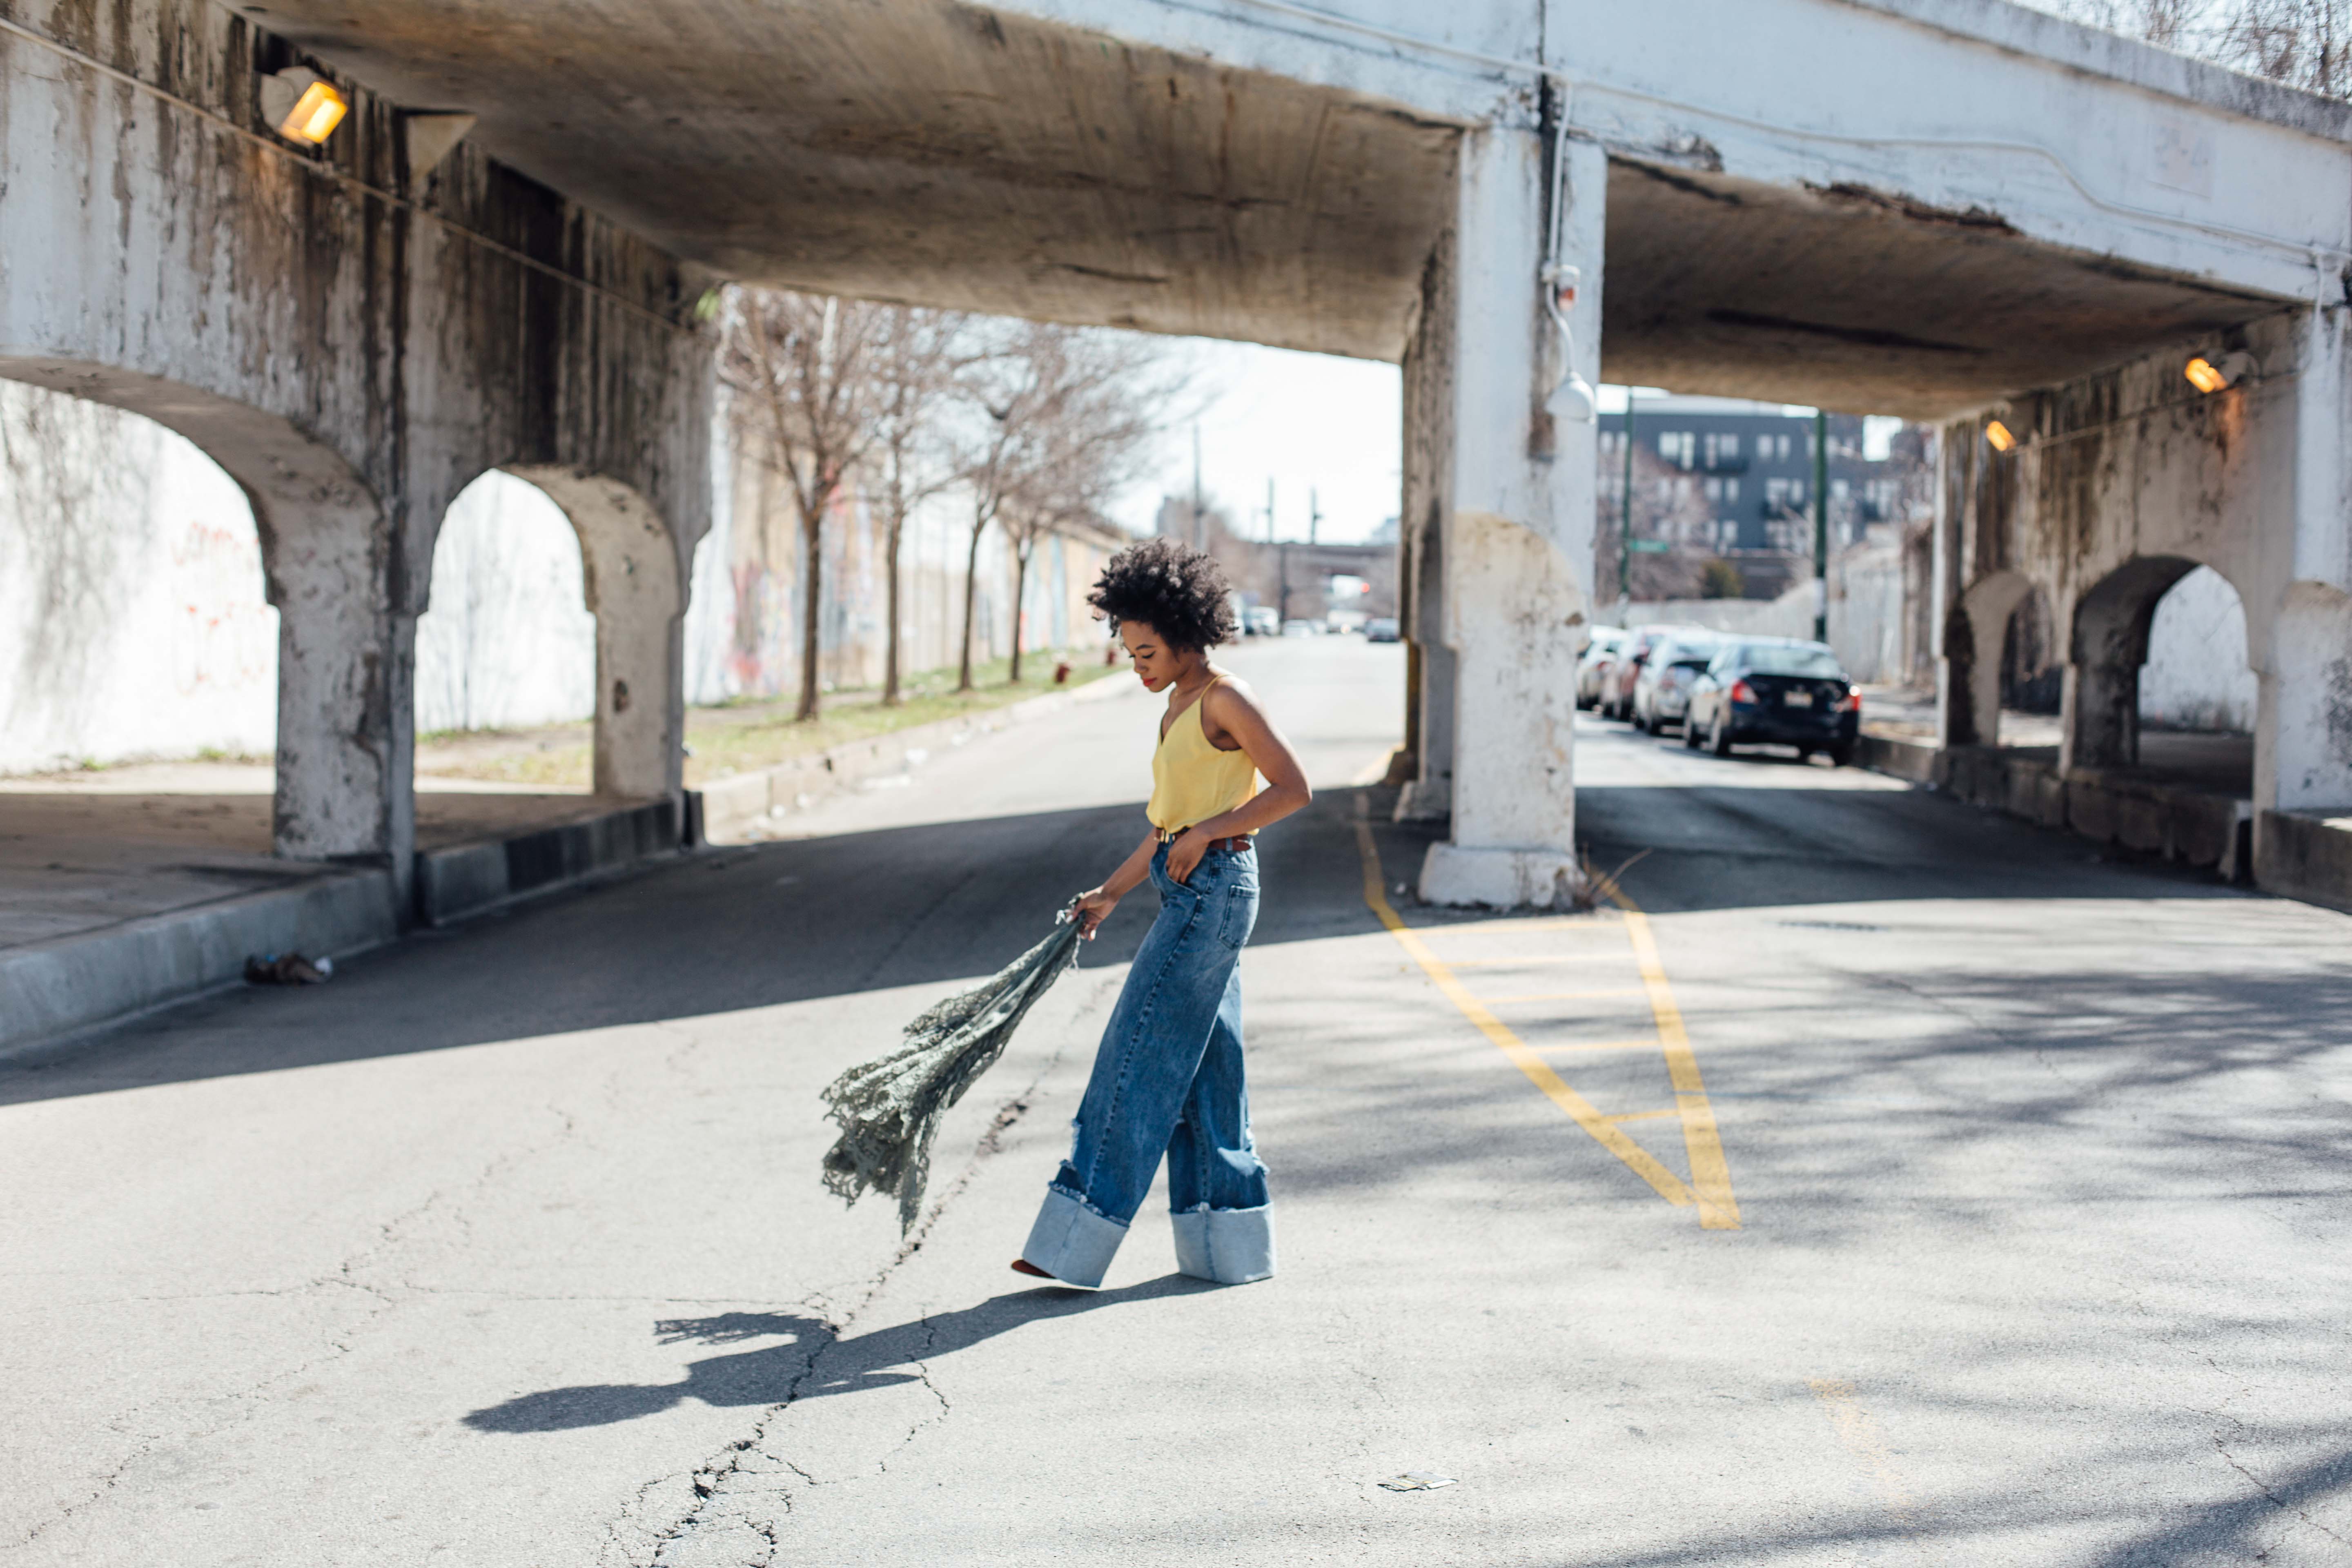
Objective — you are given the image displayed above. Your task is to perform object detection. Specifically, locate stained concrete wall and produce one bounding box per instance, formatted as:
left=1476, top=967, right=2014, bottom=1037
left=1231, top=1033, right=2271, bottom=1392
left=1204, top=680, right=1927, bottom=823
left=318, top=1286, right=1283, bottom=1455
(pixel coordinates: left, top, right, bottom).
left=0, top=0, right=712, bottom=885
left=0, top=384, right=277, bottom=772
left=1933, top=308, right=2352, bottom=890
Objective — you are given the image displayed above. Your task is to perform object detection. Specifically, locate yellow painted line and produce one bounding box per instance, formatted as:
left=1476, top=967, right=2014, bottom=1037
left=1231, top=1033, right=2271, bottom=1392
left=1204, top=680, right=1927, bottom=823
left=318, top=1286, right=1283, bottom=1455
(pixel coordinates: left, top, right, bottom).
left=1807, top=1380, right=1917, bottom=1521
left=1351, top=805, right=1695, bottom=1210
left=1607, top=886, right=1742, bottom=1230
left=1419, top=915, right=1624, bottom=936
left=1477, top=987, right=1652, bottom=1004
left=1605, top=1107, right=1683, bottom=1125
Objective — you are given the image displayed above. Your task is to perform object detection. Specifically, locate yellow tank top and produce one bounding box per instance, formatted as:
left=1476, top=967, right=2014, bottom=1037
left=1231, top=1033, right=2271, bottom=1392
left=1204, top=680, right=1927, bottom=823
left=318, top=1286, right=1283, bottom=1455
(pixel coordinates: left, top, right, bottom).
left=1147, top=677, right=1259, bottom=835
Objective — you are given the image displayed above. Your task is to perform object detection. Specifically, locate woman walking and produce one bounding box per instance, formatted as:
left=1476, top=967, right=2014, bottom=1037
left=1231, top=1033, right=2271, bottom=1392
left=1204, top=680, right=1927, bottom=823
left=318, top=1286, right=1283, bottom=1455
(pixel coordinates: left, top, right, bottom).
left=1015, top=539, right=1311, bottom=1288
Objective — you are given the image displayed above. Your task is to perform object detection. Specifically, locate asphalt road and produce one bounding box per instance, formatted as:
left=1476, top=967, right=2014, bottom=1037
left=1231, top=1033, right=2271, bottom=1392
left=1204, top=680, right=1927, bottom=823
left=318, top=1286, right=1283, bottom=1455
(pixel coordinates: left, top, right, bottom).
left=4, top=637, right=2348, bottom=1567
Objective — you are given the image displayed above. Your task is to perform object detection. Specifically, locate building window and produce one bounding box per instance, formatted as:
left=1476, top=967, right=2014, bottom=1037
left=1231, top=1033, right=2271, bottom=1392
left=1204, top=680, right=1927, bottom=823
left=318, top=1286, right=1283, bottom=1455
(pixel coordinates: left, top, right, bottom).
left=1704, top=477, right=1722, bottom=501
left=1724, top=477, right=1740, bottom=502
left=1657, top=431, right=1695, bottom=467
left=1703, top=432, right=1741, bottom=464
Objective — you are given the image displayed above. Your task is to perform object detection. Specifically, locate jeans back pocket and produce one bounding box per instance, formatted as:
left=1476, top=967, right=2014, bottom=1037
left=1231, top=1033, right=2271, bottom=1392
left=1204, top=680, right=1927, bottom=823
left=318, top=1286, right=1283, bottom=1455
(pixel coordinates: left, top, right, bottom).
left=1217, top=874, right=1260, bottom=949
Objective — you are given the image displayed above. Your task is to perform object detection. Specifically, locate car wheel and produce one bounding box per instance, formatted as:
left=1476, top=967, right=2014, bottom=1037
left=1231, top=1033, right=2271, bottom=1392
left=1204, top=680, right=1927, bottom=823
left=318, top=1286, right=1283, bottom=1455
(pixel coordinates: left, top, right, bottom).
left=1829, top=742, right=1857, bottom=768
left=1682, top=717, right=1701, bottom=750
left=1711, top=719, right=1734, bottom=758
left=1631, top=705, right=1648, bottom=733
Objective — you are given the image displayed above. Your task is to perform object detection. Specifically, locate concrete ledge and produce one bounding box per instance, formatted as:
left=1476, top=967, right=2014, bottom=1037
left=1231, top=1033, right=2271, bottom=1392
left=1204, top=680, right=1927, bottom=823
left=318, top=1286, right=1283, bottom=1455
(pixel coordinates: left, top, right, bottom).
left=1418, top=843, right=1584, bottom=909
left=698, top=674, right=1134, bottom=841
left=0, top=867, right=399, bottom=1057
left=413, top=797, right=681, bottom=927
left=1864, top=739, right=2254, bottom=882
left=2255, top=809, right=2352, bottom=914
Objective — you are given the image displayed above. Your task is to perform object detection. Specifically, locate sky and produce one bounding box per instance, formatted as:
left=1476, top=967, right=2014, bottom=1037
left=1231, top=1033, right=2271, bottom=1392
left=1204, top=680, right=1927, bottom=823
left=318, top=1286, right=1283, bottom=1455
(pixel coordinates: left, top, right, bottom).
left=1107, top=340, right=1401, bottom=545
left=1105, top=341, right=1863, bottom=543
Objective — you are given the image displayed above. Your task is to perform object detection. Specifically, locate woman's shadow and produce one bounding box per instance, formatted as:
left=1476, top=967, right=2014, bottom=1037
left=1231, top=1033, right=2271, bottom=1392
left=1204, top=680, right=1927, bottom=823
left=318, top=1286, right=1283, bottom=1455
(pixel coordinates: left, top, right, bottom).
left=463, top=1275, right=1215, bottom=1433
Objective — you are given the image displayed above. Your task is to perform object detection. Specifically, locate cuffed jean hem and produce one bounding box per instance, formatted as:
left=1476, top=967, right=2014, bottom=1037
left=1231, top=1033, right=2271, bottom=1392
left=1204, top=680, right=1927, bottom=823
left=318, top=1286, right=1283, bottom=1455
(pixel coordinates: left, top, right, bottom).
left=1170, top=1203, right=1276, bottom=1285
left=1020, top=1187, right=1128, bottom=1288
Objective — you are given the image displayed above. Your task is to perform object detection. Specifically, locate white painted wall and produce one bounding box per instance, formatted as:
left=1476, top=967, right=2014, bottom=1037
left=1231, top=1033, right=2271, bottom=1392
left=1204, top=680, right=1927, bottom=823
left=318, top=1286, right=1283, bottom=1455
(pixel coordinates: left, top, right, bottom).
left=2141, top=565, right=2256, bottom=732
left=414, top=472, right=598, bottom=734
left=0, top=384, right=276, bottom=773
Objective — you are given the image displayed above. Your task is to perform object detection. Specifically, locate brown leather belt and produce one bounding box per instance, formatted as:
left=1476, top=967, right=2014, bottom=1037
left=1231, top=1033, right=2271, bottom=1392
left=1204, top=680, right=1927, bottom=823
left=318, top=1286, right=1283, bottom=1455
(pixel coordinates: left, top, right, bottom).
left=1161, top=832, right=1253, bottom=853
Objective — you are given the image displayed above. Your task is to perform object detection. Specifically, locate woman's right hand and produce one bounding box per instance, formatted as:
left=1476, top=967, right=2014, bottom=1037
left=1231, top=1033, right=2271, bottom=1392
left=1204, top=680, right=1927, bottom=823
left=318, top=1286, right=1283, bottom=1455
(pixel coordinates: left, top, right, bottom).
left=1072, top=885, right=1119, bottom=940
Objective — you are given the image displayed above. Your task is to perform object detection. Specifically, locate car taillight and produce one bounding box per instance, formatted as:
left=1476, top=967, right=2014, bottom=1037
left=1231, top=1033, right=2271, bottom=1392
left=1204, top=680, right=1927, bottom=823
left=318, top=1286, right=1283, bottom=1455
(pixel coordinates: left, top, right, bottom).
left=1730, top=679, right=1756, bottom=705
left=1842, top=690, right=1862, bottom=712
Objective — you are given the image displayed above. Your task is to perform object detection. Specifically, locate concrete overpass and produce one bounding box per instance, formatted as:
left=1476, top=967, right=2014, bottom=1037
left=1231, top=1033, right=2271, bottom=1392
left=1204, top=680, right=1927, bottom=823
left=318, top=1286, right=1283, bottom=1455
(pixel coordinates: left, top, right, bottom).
left=4, top=0, right=2349, bottom=909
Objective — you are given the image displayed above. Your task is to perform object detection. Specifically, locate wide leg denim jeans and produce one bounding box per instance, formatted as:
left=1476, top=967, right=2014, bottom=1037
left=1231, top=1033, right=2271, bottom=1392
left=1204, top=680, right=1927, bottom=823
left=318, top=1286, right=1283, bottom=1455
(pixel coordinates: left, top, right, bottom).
left=1020, top=841, right=1273, bottom=1287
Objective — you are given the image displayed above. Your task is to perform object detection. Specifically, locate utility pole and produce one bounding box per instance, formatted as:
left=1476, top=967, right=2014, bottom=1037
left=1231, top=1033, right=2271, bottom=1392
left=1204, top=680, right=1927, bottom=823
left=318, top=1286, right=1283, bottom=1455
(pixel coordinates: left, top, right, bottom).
left=1811, top=408, right=1830, bottom=643
left=1309, top=486, right=1322, bottom=546
left=1619, top=390, right=1637, bottom=609
left=1265, top=476, right=1276, bottom=543
left=1190, top=424, right=1205, bottom=550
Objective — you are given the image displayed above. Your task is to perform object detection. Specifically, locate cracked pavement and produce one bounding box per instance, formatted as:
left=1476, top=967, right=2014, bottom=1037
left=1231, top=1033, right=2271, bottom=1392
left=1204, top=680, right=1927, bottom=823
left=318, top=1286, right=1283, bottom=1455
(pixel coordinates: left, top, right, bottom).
left=5, top=638, right=2350, bottom=1565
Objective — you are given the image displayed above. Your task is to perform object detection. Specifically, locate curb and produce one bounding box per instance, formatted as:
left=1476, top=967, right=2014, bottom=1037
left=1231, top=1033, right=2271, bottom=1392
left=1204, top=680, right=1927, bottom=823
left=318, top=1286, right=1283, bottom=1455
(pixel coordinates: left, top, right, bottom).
left=698, top=671, right=1136, bottom=840
left=0, top=867, right=400, bottom=1064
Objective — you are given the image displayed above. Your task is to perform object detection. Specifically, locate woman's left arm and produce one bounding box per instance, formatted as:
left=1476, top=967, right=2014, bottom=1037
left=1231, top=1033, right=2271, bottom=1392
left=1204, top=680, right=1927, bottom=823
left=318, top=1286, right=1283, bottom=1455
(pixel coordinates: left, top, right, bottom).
left=1165, top=681, right=1313, bottom=884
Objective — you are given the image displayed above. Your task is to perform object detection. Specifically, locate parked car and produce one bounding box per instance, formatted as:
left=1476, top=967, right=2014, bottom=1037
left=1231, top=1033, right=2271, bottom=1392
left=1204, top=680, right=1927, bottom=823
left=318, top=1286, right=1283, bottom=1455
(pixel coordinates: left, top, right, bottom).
left=1601, top=624, right=1698, bottom=720
left=1685, top=639, right=1861, bottom=764
left=1630, top=632, right=1722, bottom=733
left=1364, top=617, right=1401, bottom=643
left=1281, top=619, right=1322, bottom=637
left=1243, top=606, right=1280, bottom=637
left=1576, top=626, right=1626, bottom=709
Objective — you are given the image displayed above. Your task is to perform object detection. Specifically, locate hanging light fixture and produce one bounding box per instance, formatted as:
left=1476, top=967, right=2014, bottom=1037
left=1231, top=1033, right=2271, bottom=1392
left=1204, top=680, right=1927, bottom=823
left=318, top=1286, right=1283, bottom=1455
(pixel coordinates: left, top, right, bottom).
left=1984, top=419, right=2017, bottom=452
left=2184, top=352, right=2256, bottom=394
left=260, top=69, right=348, bottom=146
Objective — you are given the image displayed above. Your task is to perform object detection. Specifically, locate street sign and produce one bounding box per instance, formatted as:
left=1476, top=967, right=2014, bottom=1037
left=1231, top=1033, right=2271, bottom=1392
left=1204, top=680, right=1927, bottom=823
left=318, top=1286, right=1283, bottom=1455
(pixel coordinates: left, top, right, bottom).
left=1626, top=539, right=1670, bottom=554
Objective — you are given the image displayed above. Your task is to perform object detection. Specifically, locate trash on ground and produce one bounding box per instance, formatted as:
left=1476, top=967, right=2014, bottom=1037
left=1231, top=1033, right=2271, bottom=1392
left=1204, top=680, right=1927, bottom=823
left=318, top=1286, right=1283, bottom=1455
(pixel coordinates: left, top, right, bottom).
left=1378, top=1472, right=1457, bottom=1492
left=244, top=952, right=332, bottom=985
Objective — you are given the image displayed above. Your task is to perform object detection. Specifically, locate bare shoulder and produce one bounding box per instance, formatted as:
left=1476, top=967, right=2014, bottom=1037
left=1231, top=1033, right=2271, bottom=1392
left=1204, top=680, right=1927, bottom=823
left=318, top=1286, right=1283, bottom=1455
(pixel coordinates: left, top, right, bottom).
left=1203, top=670, right=1270, bottom=724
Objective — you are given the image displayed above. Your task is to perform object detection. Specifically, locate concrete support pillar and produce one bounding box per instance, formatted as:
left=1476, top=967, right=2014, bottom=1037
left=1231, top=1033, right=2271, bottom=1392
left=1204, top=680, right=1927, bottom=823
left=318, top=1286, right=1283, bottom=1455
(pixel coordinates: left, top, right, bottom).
left=1410, top=128, right=1601, bottom=908
left=510, top=468, right=687, bottom=801
left=1394, top=500, right=1455, bottom=820
left=2256, top=307, right=2352, bottom=822
left=1932, top=419, right=1978, bottom=748
left=263, top=501, right=412, bottom=870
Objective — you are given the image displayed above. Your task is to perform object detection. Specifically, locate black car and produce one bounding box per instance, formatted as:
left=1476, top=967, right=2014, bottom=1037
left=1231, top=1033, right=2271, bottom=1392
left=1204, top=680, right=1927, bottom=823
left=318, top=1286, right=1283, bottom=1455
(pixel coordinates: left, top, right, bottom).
left=1685, top=639, right=1860, bottom=765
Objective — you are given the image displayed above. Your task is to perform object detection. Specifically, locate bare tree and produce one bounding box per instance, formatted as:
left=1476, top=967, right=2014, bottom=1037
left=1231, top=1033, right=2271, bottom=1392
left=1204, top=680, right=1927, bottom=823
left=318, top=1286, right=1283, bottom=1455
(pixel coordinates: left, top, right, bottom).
left=720, top=288, right=887, bottom=721
left=869, top=308, right=972, bottom=706
left=2041, top=0, right=2350, bottom=95
left=947, top=323, right=1170, bottom=691
left=998, top=344, right=1168, bottom=681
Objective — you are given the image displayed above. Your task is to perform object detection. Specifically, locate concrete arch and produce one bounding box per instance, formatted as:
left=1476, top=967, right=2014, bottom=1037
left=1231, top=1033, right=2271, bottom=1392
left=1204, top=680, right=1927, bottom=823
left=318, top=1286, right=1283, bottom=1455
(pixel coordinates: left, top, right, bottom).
left=0, top=356, right=403, bottom=866
left=1950, top=568, right=2035, bottom=747
left=2064, top=554, right=2202, bottom=771
left=499, top=467, right=686, bottom=801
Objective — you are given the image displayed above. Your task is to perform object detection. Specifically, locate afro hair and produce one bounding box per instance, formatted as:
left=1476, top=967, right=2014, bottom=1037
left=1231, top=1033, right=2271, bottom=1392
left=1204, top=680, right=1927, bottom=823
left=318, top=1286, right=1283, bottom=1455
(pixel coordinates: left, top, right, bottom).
left=1087, top=537, right=1238, bottom=652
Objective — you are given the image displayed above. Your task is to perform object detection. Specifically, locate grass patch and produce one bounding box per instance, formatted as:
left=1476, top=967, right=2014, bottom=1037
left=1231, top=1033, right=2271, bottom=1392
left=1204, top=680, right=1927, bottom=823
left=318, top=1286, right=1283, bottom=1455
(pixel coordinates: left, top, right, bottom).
left=412, top=648, right=1126, bottom=791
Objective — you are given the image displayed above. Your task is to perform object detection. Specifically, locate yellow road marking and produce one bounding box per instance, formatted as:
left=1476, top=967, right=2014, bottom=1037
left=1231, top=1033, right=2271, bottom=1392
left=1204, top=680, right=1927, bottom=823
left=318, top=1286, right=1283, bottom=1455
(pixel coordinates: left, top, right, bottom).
left=1807, top=1380, right=1917, bottom=1521
left=1419, top=916, right=1624, bottom=936
left=1608, top=887, right=1741, bottom=1230
left=1352, top=807, right=1695, bottom=1210
left=1605, top=1107, right=1683, bottom=1125
left=1477, top=987, right=1653, bottom=1004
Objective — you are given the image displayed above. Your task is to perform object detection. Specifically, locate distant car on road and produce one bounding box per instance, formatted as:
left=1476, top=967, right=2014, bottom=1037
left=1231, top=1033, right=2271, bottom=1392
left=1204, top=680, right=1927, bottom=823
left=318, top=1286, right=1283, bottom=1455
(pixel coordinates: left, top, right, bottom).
left=1243, top=606, right=1280, bottom=637
left=1630, top=632, right=1722, bottom=733
left=1576, top=626, right=1626, bottom=709
left=1601, top=624, right=1699, bottom=720
left=1281, top=619, right=1322, bottom=637
left=1364, top=617, right=1401, bottom=643
left=1685, top=639, right=1861, bottom=765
